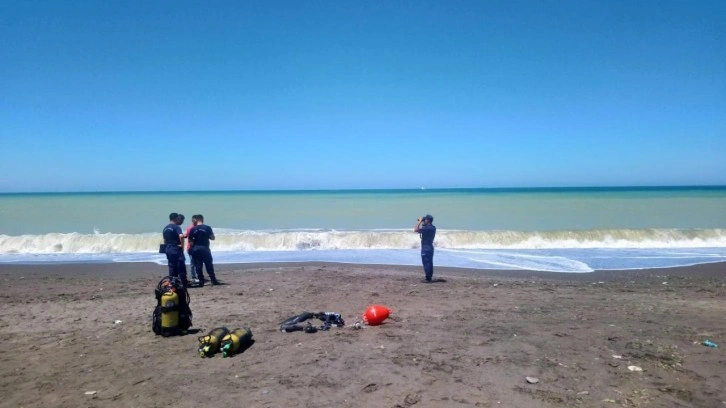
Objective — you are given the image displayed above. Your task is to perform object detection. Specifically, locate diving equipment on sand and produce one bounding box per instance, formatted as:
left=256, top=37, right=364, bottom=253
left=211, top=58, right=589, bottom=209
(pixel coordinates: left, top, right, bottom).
left=280, top=312, right=314, bottom=331
left=220, top=327, right=254, bottom=357
left=152, top=276, right=192, bottom=337
left=279, top=311, right=345, bottom=333
left=198, top=327, right=230, bottom=357
left=317, top=312, right=345, bottom=331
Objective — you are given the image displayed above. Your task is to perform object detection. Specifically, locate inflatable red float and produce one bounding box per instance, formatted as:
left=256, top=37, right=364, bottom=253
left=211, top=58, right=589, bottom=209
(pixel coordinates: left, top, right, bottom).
left=363, top=305, right=391, bottom=326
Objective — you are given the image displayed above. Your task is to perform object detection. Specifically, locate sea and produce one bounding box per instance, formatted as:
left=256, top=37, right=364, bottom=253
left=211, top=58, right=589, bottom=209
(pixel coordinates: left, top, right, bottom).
left=1, top=187, right=725, bottom=273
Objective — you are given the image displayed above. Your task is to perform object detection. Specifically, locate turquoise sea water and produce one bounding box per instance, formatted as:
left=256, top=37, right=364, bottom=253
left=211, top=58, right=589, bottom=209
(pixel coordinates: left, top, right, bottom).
left=1, top=187, right=725, bottom=272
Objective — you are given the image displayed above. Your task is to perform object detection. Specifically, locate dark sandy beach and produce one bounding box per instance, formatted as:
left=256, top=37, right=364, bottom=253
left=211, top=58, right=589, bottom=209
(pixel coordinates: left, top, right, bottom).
left=0, top=262, right=724, bottom=407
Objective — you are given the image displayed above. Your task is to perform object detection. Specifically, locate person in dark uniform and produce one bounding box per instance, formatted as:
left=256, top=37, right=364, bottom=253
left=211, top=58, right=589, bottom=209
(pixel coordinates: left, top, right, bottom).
left=414, top=214, right=436, bottom=283
left=185, top=215, right=200, bottom=286
left=188, top=214, right=220, bottom=286
left=162, top=212, right=188, bottom=287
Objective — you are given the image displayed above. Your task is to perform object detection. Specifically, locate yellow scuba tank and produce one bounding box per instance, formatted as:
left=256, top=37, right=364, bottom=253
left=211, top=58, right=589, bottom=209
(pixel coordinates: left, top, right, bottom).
left=221, top=326, right=253, bottom=358
left=160, top=289, right=179, bottom=336
left=198, top=327, right=229, bottom=357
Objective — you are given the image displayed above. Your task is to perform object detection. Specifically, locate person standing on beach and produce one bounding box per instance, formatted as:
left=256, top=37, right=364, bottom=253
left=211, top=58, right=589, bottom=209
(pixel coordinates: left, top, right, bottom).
left=162, top=213, right=188, bottom=287
left=414, top=214, right=436, bottom=283
left=185, top=215, right=200, bottom=286
left=188, top=214, right=220, bottom=286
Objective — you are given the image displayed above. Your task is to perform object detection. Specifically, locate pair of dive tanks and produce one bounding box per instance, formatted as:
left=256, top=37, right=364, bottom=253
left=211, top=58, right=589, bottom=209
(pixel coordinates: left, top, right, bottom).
left=198, top=327, right=253, bottom=358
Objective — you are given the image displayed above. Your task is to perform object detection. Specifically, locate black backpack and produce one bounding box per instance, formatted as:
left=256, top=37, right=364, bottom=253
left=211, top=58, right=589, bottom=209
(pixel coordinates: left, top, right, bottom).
left=152, top=276, right=192, bottom=336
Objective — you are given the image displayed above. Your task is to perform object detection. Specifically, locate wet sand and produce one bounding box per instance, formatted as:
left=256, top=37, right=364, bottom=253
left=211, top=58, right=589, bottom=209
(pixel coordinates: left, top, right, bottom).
left=0, top=262, right=724, bottom=407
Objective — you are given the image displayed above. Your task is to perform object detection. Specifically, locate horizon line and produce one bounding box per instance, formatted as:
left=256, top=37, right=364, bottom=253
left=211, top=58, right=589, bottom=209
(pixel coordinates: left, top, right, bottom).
left=2, top=184, right=726, bottom=195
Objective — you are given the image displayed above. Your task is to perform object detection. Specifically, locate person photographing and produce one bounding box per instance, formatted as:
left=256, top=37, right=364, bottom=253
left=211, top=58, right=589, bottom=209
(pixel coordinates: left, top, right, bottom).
left=414, top=214, right=436, bottom=283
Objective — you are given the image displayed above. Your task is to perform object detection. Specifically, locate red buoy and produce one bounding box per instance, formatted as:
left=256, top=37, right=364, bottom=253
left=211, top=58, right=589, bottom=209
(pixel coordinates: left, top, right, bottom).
left=363, top=305, right=391, bottom=326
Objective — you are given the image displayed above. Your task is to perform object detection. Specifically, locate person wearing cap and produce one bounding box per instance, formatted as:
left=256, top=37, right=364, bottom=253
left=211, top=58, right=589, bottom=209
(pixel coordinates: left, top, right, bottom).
left=188, top=214, right=220, bottom=286
left=162, top=212, right=188, bottom=287
left=414, top=214, right=437, bottom=283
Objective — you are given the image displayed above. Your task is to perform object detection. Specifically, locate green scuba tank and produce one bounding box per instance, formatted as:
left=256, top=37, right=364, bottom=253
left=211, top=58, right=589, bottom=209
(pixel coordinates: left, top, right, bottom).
left=198, top=327, right=229, bottom=358
left=221, top=327, right=253, bottom=358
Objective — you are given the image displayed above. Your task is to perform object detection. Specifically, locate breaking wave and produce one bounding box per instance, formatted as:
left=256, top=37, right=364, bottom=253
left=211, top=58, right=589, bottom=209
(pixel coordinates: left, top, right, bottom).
left=0, top=228, right=724, bottom=254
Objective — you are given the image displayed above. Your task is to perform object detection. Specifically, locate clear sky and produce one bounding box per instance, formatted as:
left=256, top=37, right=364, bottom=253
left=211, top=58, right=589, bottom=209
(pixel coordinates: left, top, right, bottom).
left=1, top=1, right=724, bottom=192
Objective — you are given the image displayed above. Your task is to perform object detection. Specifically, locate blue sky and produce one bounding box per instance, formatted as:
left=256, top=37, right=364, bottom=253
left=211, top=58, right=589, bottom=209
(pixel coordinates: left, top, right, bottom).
left=1, top=1, right=724, bottom=192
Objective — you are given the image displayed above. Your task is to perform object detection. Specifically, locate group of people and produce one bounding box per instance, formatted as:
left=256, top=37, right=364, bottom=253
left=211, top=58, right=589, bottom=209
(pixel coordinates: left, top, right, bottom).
left=162, top=212, right=438, bottom=286
left=162, top=213, right=219, bottom=287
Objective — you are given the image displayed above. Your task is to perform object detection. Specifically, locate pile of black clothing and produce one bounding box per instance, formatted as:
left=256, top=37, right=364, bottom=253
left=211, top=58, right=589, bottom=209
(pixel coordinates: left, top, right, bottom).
left=280, top=312, right=345, bottom=333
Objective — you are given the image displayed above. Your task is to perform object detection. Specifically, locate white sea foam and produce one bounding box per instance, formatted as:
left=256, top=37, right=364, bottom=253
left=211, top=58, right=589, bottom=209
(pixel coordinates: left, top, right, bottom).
left=0, top=228, right=724, bottom=255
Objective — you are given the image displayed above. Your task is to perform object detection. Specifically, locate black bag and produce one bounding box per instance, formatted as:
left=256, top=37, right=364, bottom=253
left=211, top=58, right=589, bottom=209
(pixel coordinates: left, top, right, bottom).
left=179, top=292, right=192, bottom=332
left=152, top=305, right=162, bottom=335
left=158, top=243, right=166, bottom=254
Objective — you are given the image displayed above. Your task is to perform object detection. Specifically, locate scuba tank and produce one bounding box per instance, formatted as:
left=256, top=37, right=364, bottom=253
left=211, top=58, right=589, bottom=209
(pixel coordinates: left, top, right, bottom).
left=160, top=289, right=180, bottom=337
left=152, top=276, right=192, bottom=337
left=198, top=327, right=230, bottom=358
left=221, top=327, right=253, bottom=358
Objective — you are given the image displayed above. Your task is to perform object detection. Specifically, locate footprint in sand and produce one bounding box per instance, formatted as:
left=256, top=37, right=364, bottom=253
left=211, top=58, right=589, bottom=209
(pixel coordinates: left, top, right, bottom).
left=362, top=383, right=378, bottom=393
